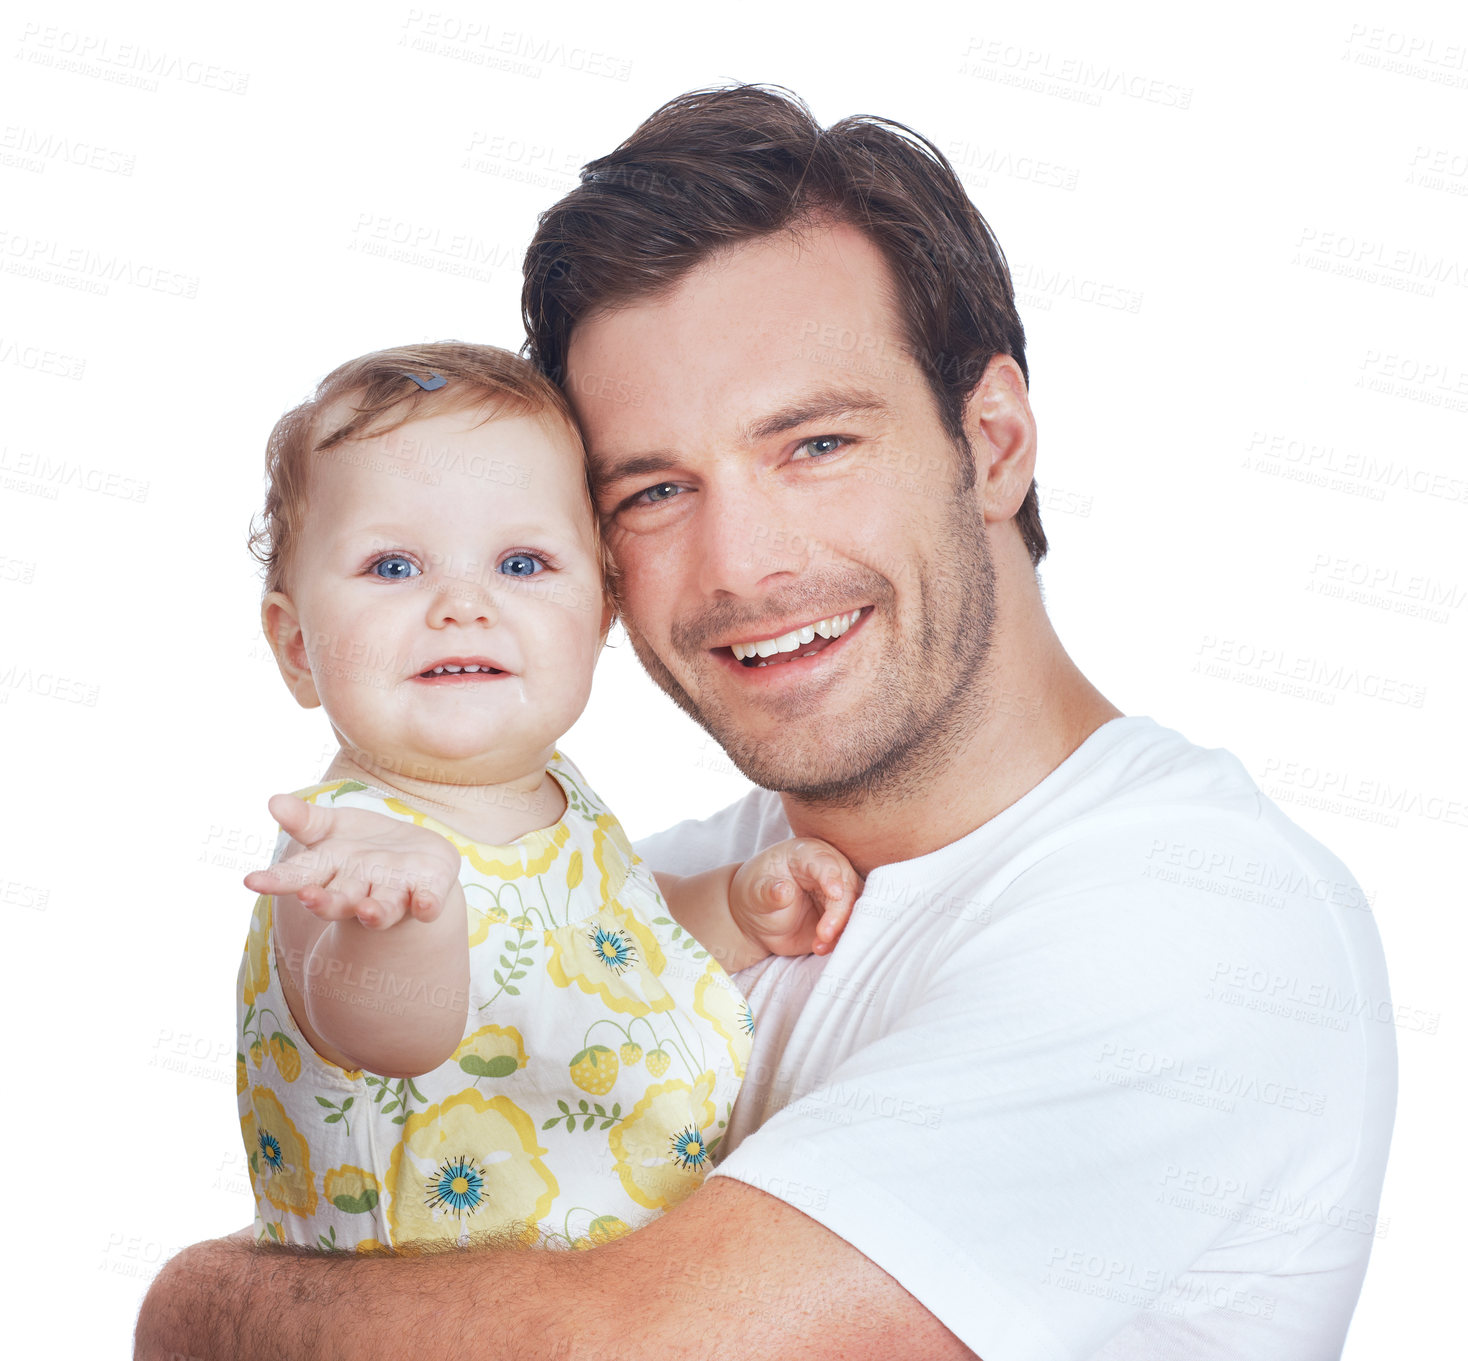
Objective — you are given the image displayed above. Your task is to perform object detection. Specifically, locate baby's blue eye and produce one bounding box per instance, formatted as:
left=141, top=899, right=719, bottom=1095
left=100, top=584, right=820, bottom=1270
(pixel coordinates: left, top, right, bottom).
left=499, top=554, right=543, bottom=577
left=372, top=555, right=419, bottom=579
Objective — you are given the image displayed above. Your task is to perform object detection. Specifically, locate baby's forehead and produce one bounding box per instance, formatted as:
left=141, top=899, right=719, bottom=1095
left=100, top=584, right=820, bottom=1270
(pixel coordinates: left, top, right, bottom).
left=305, top=400, right=596, bottom=531
left=314, top=395, right=581, bottom=471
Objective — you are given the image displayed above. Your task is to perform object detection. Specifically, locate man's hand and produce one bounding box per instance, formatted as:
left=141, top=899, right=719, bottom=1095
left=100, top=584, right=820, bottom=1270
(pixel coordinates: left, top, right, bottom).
left=730, top=836, right=863, bottom=957
left=243, top=795, right=461, bottom=930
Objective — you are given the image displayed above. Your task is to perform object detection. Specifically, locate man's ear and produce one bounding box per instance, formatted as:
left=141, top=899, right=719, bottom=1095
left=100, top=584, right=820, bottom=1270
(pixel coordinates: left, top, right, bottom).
left=261, top=591, right=321, bottom=709
left=960, top=355, right=1037, bottom=525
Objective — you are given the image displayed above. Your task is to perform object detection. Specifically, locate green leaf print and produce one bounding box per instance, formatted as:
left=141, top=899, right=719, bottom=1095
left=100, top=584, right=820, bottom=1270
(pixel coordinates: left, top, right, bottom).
left=459, top=1055, right=518, bottom=1078
left=317, top=1094, right=355, bottom=1134
left=329, top=782, right=369, bottom=800
left=545, top=1099, right=623, bottom=1134
left=330, top=1187, right=379, bottom=1215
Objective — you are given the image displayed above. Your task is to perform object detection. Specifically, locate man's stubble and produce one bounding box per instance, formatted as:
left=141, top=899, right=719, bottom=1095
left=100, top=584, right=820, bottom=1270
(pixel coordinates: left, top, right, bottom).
left=619, top=479, right=999, bottom=812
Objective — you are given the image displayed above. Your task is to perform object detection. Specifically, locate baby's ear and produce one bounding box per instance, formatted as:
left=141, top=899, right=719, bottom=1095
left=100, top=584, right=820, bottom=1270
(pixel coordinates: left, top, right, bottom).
left=261, top=592, right=321, bottom=709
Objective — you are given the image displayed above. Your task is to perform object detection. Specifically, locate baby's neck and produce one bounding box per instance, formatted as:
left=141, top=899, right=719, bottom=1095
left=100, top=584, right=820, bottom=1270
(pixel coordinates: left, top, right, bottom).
left=319, top=750, right=567, bottom=846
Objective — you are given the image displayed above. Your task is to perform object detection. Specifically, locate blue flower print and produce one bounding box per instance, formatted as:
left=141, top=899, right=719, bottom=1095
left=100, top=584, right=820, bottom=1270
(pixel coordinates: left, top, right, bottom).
left=426, top=1156, right=485, bottom=1217
left=589, top=925, right=637, bottom=974
left=669, top=1125, right=709, bottom=1171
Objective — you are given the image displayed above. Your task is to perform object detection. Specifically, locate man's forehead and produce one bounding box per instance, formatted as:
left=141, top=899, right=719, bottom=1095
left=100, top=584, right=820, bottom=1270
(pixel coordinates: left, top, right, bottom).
left=565, top=225, right=912, bottom=458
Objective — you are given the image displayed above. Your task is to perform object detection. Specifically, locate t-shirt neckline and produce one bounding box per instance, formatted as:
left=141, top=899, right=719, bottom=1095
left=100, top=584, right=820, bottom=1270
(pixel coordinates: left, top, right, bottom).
left=858, top=714, right=1160, bottom=889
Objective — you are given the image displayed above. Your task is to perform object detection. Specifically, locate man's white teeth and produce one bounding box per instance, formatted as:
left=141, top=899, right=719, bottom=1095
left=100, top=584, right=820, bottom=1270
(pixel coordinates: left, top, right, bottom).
left=729, top=611, right=860, bottom=661
left=424, top=664, right=490, bottom=675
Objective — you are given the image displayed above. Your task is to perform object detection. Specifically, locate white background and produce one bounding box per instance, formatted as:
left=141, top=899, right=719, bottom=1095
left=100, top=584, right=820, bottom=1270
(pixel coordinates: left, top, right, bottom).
left=3, top=0, right=1462, bottom=1354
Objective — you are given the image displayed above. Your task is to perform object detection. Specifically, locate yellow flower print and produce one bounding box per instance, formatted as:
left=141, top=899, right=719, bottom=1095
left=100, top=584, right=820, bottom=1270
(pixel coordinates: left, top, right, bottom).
left=566, top=849, right=583, bottom=889
left=587, top=1214, right=631, bottom=1245
left=386, top=1090, right=558, bottom=1245
left=236, top=1053, right=247, bottom=1095
left=591, top=814, right=636, bottom=900
left=268, top=1033, right=302, bottom=1082
left=240, top=895, right=272, bottom=1005
left=545, top=901, right=673, bottom=1017
left=452, top=1025, right=528, bottom=1080
left=465, top=896, right=508, bottom=948
left=355, top=1238, right=387, bottom=1253
left=608, top=1071, right=717, bottom=1211
left=570, top=1213, right=632, bottom=1250
left=247, top=1087, right=318, bottom=1218
left=693, top=962, right=754, bottom=1079
left=324, top=1165, right=380, bottom=1215
left=384, top=794, right=572, bottom=881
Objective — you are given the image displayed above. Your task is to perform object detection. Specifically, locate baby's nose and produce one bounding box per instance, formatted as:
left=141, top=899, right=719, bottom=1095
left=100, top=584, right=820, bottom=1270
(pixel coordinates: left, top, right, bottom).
left=427, top=576, right=499, bottom=627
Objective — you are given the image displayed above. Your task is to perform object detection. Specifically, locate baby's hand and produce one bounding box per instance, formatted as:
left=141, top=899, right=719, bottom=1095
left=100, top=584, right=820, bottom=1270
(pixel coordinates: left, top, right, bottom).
left=243, top=794, right=462, bottom=931
left=730, top=837, right=863, bottom=959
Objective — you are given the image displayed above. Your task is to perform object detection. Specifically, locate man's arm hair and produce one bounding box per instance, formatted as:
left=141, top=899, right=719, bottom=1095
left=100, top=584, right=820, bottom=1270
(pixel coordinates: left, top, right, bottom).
left=135, top=1178, right=978, bottom=1360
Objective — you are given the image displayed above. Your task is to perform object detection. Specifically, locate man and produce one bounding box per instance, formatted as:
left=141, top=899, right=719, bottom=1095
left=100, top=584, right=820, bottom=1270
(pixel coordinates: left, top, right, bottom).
left=137, top=85, right=1395, bottom=1359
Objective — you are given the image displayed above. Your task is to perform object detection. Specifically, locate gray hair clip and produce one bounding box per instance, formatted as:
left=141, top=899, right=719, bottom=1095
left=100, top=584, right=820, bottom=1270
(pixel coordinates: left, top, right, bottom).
left=405, top=371, right=447, bottom=391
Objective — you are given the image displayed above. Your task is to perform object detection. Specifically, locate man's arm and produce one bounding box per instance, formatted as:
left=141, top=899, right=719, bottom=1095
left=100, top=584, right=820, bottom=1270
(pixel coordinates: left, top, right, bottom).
left=135, top=1178, right=976, bottom=1360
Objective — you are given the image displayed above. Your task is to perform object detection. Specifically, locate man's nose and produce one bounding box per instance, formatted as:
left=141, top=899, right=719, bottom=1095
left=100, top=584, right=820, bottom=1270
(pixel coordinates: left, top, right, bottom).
left=426, top=575, right=500, bottom=628
left=696, top=482, right=811, bottom=598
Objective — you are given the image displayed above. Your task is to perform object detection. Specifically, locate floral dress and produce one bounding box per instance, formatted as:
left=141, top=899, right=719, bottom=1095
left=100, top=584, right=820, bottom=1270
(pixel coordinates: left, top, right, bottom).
left=236, top=750, right=753, bottom=1252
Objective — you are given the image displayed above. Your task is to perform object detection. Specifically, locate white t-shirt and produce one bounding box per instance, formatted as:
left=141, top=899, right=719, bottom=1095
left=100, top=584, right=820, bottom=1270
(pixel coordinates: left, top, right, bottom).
left=634, top=717, right=1396, bottom=1361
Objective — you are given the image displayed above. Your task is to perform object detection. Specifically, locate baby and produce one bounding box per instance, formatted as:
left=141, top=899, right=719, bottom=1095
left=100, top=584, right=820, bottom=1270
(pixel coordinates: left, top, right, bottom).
left=235, top=342, right=860, bottom=1254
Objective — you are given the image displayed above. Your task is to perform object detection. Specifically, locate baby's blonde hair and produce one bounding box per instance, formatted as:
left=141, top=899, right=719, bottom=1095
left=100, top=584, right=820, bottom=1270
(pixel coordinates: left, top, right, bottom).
left=248, top=341, right=618, bottom=608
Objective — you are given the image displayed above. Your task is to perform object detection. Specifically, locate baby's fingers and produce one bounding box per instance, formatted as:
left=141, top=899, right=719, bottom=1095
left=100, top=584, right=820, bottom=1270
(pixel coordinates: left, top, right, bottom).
left=812, top=878, right=859, bottom=954
left=243, top=854, right=335, bottom=900
left=298, top=874, right=373, bottom=922
left=752, top=875, right=797, bottom=913
left=407, top=885, right=446, bottom=924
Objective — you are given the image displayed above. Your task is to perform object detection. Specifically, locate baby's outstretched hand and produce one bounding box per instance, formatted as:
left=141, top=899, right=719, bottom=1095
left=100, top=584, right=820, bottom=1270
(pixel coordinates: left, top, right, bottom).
left=242, top=794, right=461, bottom=931
left=730, top=837, right=863, bottom=959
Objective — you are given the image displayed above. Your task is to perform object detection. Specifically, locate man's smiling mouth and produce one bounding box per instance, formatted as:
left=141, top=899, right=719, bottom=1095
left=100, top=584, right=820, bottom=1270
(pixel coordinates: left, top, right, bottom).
left=725, top=610, right=863, bottom=668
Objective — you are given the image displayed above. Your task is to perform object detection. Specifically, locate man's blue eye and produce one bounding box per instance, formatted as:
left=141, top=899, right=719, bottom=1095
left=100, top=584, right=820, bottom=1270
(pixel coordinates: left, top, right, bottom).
left=796, top=436, right=843, bottom=458
left=499, top=554, right=543, bottom=577
left=372, top=556, right=419, bottom=579
left=639, top=482, right=680, bottom=504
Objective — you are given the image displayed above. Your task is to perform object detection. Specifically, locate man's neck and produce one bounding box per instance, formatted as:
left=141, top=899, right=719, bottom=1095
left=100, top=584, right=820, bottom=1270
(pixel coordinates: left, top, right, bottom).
left=778, top=635, right=1122, bottom=878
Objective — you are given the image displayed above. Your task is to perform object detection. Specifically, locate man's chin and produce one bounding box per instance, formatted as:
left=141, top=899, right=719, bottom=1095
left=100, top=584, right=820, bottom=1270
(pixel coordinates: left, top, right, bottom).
left=622, top=624, right=916, bottom=801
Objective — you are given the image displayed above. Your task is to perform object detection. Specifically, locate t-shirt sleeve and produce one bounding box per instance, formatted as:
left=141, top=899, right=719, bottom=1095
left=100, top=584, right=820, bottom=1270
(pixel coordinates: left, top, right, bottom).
left=708, top=815, right=1373, bottom=1360
left=632, top=789, right=790, bottom=876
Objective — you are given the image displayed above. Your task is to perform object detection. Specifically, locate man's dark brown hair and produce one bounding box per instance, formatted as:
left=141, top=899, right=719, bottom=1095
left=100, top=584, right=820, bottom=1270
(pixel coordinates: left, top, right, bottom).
left=521, top=82, right=1047, bottom=566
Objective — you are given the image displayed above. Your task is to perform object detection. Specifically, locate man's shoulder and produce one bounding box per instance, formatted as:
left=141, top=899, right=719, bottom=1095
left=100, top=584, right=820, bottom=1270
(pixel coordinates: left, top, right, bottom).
left=992, top=715, right=1350, bottom=875
left=633, top=786, right=789, bottom=876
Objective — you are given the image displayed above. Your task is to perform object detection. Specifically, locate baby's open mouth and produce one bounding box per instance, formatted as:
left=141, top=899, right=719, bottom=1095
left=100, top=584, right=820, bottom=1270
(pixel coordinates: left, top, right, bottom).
left=416, top=659, right=508, bottom=678
left=724, top=610, right=862, bottom=669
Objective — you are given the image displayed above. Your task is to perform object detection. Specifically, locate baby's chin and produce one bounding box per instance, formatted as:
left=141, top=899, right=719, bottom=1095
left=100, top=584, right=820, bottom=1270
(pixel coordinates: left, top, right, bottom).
left=328, top=734, right=562, bottom=788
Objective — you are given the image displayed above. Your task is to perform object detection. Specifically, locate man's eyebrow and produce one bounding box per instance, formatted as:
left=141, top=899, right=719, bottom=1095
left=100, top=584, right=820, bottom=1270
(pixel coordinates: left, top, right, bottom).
left=591, top=389, right=893, bottom=493
left=590, top=453, right=676, bottom=491
left=742, top=389, right=891, bottom=444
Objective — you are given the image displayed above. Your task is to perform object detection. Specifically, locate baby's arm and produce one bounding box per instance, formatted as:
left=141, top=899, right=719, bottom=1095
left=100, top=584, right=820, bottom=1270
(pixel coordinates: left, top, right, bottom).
left=655, top=838, right=863, bottom=973
left=247, top=794, right=469, bottom=1078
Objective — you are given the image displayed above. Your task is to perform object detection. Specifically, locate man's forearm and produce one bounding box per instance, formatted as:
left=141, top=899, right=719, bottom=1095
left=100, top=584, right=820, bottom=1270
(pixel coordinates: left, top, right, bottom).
left=135, top=1232, right=569, bottom=1361
left=136, top=1179, right=976, bottom=1361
